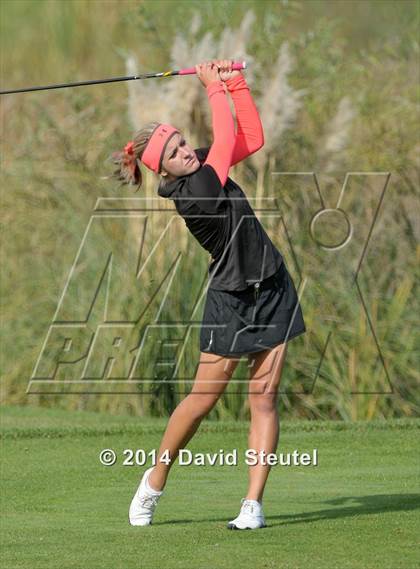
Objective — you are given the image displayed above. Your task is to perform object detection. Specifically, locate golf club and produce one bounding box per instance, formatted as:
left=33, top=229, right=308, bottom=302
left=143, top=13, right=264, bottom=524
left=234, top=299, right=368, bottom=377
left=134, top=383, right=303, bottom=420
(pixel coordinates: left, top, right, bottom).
left=0, top=60, right=247, bottom=95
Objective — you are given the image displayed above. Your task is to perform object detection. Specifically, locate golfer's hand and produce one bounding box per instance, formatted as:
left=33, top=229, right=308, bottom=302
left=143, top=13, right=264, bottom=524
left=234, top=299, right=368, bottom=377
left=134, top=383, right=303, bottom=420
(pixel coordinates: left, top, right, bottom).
left=211, top=59, right=241, bottom=82
left=195, top=61, right=223, bottom=88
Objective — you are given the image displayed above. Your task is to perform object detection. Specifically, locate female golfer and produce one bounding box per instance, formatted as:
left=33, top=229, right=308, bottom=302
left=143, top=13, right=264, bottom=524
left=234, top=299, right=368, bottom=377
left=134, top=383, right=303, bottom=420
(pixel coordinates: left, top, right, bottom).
left=111, top=59, right=306, bottom=530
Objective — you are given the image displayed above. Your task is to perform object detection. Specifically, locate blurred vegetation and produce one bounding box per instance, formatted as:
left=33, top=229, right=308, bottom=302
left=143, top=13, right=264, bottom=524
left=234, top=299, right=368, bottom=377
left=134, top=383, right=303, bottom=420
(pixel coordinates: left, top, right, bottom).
left=0, top=0, right=419, bottom=421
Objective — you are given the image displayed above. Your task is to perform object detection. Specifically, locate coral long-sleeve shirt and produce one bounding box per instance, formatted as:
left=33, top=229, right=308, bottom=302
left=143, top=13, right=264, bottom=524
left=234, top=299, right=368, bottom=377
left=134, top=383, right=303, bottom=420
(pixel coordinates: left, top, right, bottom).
left=203, top=73, right=264, bottom=185
left=157, top=74, right=283, bottom=291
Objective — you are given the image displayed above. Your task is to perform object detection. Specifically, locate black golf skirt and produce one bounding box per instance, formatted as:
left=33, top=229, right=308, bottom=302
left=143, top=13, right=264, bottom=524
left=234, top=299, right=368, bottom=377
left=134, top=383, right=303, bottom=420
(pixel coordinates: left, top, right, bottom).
left=199, top=262, right=306, bottom=357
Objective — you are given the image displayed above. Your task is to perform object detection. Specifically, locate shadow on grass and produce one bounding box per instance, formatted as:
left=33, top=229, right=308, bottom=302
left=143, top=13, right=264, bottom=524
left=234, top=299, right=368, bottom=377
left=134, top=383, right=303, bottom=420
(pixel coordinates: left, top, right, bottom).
left=151, top=494, right=420, bottom=527
left=268, top=494, right=420, bottom=526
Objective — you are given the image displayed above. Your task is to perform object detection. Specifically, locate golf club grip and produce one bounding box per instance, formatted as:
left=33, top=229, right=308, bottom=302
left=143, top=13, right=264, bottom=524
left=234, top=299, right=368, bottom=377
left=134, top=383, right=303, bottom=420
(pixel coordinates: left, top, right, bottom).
left=178, top=61, right=246, bottom=76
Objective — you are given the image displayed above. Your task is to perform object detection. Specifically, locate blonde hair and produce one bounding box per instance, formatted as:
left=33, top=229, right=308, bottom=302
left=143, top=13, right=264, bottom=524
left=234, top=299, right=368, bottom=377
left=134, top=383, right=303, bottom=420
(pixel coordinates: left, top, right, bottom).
left=108, top=121, right=169, bottom=192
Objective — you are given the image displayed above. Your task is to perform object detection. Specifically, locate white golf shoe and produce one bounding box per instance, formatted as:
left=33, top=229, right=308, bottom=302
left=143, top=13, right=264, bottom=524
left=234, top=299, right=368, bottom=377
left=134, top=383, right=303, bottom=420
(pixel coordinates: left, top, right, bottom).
left=227, top=498, right=267, bottom=530
left=129, top=466, right=164, bottom=526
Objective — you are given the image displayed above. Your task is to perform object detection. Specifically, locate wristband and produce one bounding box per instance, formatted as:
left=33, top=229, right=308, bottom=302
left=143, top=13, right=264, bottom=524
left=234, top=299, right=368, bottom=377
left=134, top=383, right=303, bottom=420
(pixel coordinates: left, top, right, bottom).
left=225, top=73, right=248, bottom=92
left=206, top=80, right=227, bottom=98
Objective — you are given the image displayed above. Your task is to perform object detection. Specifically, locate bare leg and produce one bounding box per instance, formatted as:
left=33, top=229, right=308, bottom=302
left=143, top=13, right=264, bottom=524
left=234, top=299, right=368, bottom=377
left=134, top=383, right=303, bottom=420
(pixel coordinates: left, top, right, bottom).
left=245, top=342, right=288, bottom=502
left=148, top=352, right=240, bottom=491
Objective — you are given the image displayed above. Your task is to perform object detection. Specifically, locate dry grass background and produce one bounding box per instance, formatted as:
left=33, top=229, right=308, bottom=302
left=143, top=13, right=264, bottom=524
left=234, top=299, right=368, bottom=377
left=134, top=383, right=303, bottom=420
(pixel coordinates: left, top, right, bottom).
left=0, top=0, right=418, bottom=420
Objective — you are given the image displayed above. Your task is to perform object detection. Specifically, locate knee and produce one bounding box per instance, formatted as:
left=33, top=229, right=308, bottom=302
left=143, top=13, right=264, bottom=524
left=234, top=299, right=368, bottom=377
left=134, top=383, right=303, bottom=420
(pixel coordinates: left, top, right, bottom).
left=248, top=382, right=279, bottom=414
left=185, top=393, right=219, bottom=420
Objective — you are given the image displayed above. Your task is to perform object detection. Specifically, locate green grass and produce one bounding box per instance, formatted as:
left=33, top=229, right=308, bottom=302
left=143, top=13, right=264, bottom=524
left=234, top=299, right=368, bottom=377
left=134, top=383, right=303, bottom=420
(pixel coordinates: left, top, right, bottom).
left=1, top=405, right=419, bottom=568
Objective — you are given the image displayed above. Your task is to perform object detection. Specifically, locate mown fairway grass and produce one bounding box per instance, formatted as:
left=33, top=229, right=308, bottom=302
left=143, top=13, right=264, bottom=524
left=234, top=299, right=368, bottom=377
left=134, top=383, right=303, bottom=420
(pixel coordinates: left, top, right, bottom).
left=1, top=405, right=419, bottom=569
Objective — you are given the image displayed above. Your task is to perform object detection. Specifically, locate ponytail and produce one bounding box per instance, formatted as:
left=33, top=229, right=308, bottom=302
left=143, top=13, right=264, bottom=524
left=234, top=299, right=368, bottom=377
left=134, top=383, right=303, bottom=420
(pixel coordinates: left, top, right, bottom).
left=107, top=121, right=162, bottom=191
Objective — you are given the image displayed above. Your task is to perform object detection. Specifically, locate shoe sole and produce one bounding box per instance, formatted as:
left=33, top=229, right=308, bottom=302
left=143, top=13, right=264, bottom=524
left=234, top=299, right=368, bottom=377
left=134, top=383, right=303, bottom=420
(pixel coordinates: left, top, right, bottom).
left=227, top=522, right=267, bottom=530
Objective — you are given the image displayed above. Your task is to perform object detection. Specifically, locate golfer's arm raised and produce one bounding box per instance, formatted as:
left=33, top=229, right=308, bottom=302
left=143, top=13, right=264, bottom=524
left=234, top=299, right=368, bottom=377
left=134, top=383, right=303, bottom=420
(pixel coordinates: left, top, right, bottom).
left=225, top=73, right=264, bottom=165
left=195, top=63, right=236, bottom=187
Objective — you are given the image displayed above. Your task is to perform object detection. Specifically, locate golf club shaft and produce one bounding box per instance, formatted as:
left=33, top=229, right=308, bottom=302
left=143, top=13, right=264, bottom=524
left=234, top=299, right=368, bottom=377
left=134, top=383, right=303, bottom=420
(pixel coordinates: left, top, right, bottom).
left=0, top=61, right=247, bottom=95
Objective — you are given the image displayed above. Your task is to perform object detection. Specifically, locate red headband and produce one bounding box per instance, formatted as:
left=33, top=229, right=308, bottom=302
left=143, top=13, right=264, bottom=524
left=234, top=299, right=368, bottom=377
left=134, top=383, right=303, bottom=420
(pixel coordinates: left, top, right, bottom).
left=139, top=123, right=180, bottom=174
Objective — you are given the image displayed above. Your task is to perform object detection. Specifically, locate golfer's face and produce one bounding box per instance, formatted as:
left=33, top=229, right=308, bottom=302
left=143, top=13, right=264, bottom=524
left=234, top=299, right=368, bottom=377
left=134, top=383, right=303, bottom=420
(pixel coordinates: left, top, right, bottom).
left=162, top=133, right=200, bottom=178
